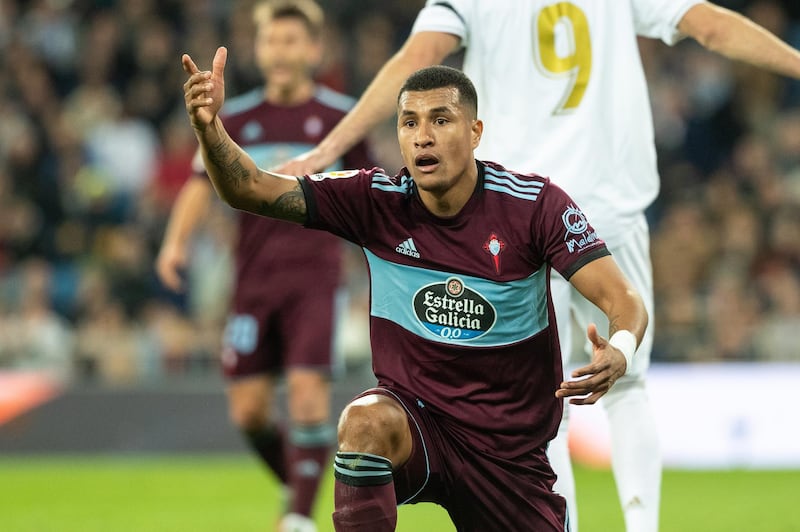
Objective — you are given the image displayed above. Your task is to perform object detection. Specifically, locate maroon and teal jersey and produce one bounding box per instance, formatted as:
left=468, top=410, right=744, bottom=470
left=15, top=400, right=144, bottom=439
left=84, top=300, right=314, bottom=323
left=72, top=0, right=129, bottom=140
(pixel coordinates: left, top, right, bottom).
left=218, top=86, right=373, bottom=287
left=300, top=161, right=609, bottom=458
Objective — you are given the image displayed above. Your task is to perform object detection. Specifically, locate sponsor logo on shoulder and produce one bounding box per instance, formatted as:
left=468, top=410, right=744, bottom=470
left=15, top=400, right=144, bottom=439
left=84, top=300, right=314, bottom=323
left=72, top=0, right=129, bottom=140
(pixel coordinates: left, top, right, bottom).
left=562, top=204, right=600, bottom=253
left=308, top=170, right=359, bottom=181
left=413, top=277, right=496, bottom=341
left=395, top=237, right=420, bottom=259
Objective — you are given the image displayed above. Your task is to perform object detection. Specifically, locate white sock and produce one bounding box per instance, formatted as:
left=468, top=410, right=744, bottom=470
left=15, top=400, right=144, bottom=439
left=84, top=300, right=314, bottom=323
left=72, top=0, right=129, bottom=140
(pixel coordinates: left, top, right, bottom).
left=548, top=404, right=579, bottom=532
left=603, top=380, right=662, bottom=532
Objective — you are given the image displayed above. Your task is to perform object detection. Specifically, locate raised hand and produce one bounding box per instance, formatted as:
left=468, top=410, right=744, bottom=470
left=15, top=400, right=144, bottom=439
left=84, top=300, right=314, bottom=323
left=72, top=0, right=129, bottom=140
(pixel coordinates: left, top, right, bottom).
left=555, top=323, right=627, bottom=405
left=182, top=46, right=228, bottom=131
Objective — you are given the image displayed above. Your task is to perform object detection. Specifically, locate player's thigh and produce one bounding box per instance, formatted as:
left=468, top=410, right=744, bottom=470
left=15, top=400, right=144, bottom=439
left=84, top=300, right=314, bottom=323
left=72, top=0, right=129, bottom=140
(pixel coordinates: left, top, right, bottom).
left=444, top=447, right=567, bottom=531
left=360, top=388, right=447, bottom=506
left=226, top=374, right=276, bottom=428
left=573, top=218, right=654, bottom=379
left=279, top=283, right=340, bottom=370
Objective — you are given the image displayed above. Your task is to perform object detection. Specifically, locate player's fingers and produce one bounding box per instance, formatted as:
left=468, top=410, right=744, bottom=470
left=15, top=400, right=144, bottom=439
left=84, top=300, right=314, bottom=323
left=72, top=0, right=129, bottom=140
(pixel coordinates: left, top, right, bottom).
left=575, top=370, right=619, bottom=395
left=571, top=361, right=606, bottom=379
left=274, top=160, right=300, bottom=175
left=185, top=96, right=213, bottom=115
left=158, top=265, right=184, bottom=292
left=212, top=46, right=227, bottom=79
left=557, top=378, right=593, bottom=398
left=563, top=369, right=615, bottom=394
left=278, top=161, right=311, bottom=176
left=186, top=80, right=213, bottom=100
left=572, top=380, right=614, bottom=404
left=183, top=79, right=213, bottom=107
left=182, top=53, right=201, bottom=75
left=569, top=391, right=605, bottom=406
left=587, top=323, right=604, bottom=348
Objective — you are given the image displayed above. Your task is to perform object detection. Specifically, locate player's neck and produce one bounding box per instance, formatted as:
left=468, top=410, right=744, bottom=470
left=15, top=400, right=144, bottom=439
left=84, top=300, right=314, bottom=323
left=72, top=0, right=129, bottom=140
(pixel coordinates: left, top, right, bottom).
left=418, top=164, right=479, bottom=218
left=264, top=79, right=315, bottom=106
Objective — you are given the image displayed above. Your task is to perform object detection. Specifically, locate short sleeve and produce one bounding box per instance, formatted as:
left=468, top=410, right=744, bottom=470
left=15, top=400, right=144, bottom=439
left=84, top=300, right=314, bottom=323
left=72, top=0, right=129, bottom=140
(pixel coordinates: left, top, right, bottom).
left=411, top=0, right=472, bottom=46
left=532, top=180, right=610, bottom=280
left=300, top=168, right=377, bottom=245
left=630, top=0, right=704, bottom=45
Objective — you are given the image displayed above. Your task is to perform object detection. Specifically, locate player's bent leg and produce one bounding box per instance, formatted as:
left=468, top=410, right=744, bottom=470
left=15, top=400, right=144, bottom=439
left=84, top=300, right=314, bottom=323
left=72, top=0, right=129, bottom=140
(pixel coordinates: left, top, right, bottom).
left=283, top=369, right=335, bottom=526
left=332, top=393, right=413, bottom=532
left=602, top=378, right=661, bottom=532
left=227, top=375, right=288, bottom=483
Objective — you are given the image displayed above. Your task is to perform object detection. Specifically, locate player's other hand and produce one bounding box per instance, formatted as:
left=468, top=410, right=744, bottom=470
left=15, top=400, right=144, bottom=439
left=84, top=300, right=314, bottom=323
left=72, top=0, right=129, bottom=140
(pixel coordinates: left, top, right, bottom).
left=182, top=46, right=227, bottom=132
left=274, top=146, right=331, bottom=176
left=155, top=242, right=188, bottom=292
left=555, top=323, right=627, bottom=405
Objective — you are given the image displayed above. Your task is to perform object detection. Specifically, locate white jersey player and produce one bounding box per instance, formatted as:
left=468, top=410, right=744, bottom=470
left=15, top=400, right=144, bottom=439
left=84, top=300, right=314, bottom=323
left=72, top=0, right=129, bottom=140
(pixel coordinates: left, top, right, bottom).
left=276, top=2, right=800, bottom=530
left=412, top=0, right=697, bottom=243
left=410, top=2, right=700, bottom=531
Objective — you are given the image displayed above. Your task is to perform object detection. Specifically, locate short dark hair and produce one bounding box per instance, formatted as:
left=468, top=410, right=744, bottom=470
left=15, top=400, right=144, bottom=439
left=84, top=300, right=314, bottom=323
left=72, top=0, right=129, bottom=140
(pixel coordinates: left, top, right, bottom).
left=398, top=65, right=478, bottom=117
left=253, top=0, right=324, bottom=38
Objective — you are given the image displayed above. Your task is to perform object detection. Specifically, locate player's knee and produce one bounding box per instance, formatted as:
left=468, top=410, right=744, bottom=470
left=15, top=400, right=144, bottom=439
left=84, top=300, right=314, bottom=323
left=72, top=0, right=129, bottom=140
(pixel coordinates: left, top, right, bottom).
left=337, top=399, right=407, bottom=459
left=228, top=397, right=269, bottom=430
left=289, top=396, right=330, bottom=426
left=287, top=371, right=330, bottom=424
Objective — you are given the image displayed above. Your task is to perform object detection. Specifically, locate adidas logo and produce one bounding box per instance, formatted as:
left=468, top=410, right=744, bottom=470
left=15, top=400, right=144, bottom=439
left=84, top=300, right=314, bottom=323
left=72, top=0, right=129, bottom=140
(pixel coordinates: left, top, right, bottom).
left=395, top=238, right=421, bottom=259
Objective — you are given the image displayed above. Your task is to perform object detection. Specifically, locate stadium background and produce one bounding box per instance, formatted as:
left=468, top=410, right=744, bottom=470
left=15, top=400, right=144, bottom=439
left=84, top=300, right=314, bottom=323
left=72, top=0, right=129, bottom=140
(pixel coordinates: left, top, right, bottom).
left=1, top=0, right=799, bottom=530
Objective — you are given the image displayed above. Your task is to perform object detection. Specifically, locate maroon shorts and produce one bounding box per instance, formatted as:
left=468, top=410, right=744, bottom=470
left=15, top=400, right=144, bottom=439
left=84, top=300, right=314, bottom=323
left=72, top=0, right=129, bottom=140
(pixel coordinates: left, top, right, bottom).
left=220, top=277, right=341, bottom=379
left=355, top=387, right=569, bottom=532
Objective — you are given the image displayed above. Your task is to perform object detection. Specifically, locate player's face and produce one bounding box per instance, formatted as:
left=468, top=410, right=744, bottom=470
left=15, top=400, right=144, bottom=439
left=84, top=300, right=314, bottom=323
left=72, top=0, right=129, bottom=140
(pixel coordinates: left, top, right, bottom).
left=397, top=87, right=483, bottom=199
left=254, top=17, right=321, bottom=92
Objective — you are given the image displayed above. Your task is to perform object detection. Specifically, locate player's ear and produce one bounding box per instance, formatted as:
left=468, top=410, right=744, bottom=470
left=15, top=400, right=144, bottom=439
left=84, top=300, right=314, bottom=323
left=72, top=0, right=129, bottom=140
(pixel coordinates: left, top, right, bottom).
left=471, top=119, right=483, bottom=149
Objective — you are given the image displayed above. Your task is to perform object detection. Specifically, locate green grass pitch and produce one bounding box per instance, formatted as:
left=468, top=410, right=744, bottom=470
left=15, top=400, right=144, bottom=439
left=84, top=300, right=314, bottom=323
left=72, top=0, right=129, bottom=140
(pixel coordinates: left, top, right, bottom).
left=1, top=455, right=798, bottom=531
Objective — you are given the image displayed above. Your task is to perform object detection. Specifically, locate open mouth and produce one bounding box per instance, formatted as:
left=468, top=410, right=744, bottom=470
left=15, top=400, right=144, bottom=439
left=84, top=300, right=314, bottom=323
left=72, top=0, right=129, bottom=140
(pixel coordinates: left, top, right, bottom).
left=415, top=154, right=440, bottom=172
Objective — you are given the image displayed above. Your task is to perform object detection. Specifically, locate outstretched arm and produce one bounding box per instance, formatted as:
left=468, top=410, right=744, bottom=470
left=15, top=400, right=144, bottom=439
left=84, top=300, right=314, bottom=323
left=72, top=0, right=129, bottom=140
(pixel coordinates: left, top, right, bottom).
left=276, top=31, right=460, bottom=176
left=556, top=256, right=649, bottom=405
left=182, top=46, right=307, bottom=222
left=679, top=2, right=800, bottom=78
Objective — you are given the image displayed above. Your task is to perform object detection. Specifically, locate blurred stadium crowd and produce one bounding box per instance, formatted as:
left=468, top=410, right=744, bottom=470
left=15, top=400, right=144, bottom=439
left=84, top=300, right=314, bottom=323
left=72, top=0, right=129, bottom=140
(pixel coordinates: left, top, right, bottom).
left=0, top=0, right=799, bottom=387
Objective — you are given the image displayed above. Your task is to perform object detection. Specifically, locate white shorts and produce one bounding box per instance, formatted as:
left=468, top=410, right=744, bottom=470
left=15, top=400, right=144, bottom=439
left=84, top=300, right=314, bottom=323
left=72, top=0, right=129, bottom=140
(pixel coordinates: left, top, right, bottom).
left=551, top=214, right=654, bottom=383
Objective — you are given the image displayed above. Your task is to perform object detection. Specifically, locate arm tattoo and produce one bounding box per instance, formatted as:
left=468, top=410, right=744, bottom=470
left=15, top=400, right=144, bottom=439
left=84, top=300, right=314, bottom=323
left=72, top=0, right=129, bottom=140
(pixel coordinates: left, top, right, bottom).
left=205, top=137, right=307, bottom=222
left=257, top=180, right=307, bottom=223
left=207, top=138, right=252, bottom=190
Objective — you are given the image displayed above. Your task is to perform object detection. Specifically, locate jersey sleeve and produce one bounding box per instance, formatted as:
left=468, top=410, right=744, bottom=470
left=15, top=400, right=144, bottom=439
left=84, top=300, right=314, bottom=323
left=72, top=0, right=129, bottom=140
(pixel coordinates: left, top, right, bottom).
left=532, top=180, right=610, bottom=280
left=411, top=0, right=472, bottom=46
left=299, top=168, right=376, bottom=245
left=630, top=0, right=704, bottom=45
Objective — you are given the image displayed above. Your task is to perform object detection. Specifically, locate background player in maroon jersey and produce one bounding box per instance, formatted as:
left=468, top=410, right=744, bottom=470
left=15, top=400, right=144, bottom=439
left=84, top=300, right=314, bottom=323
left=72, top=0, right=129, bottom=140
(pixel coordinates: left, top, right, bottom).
left=180, top=45, right=647, bottom=531
left=156, top=2, right=372, bottom=531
